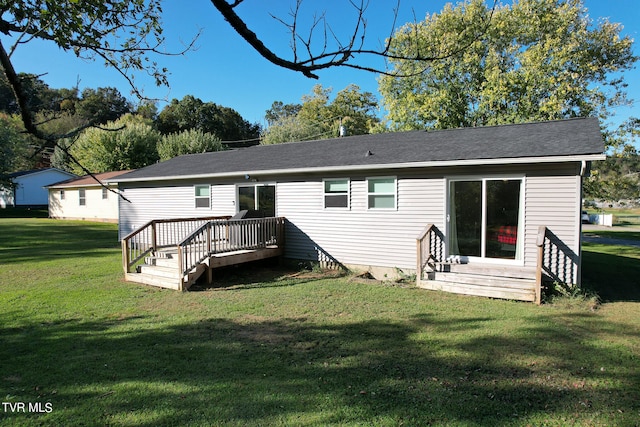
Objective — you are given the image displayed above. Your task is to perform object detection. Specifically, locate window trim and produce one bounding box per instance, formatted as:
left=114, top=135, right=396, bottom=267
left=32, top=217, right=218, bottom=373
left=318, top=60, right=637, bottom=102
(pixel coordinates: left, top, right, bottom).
left=323, top=178, right=350, bottom=209
left=194, top=184, right=211, bottom=209
left=367, top=176, right=397, bottom=210
left=236, top=183, right=276, bottom=216
left=78, top=188, right=86, bottom=206
left=446, top=174, right=525, bottom=265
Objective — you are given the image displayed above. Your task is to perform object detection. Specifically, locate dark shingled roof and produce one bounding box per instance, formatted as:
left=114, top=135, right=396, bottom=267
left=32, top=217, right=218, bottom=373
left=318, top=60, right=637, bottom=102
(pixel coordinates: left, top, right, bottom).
left=114, top=118, right=604, bottom=182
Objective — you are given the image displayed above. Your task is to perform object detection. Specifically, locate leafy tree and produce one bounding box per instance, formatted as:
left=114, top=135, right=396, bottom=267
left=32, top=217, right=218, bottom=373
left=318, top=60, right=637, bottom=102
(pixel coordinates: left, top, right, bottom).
left=76, top=87, right=131, bottom=125
left=262, top=84, right=380, bottom=144
left=379, top=0, right=636, bottom=133
left=157, top=129, right=225, bottom=161
left=0, top=113, right=28, bottom=183
left=585, top=118, right=640, bottom=203
left=0, top=0, right=194, bottom=149
left=265, top=101, right=302, bottom=126
left=261, top=115, right=326, bottom=145
left=68, top=114, right=160, bottom=174
left=156, top=95, right=260, bottom=141
left=0, top=70, right=76, bottom=115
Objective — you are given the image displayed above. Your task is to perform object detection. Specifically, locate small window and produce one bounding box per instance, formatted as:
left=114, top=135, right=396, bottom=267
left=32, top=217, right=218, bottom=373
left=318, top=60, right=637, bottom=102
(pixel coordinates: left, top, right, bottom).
left=195, top=185, right=210, bottom=208
left=102, top=187, right=108, bottom=199
left=79, top=188, right=86, bottom=206
left=367, top=177, right=396, bottom=209
left=324, top=179, right=349, bottom=208
left=60, top=189, right=65, bottom=200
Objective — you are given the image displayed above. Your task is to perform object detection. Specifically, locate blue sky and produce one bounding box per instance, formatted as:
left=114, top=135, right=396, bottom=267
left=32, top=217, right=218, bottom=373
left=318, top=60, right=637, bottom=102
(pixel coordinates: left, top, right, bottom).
left=6, top=0, right=640, bottom=131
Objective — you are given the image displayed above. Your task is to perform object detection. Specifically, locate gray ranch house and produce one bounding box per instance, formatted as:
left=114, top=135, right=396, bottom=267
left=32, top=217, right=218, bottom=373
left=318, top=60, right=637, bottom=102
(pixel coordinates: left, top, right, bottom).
left=111, top=118, right=604, bottom=303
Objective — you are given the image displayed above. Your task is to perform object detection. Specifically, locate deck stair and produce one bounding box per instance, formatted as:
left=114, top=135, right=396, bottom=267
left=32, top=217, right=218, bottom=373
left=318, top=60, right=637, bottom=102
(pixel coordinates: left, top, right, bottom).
left=124, top=248, right=201, bottom=290
left=122, top=216, right=285, bottom=291
left=416, top=223, right=546, bottom=304
left=418, top=263, right=538, bottom=302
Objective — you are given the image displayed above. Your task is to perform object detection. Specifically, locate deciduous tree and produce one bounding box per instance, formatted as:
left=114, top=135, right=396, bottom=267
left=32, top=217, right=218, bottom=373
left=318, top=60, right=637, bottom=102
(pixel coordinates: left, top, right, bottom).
left=379, top=0, right=636, bottom=133
left=262, top=84, right=379, bottom=144
left=157, top=95, right=260, bottom=142
left=157, top=129, right=225, bottom=161
left=68, top=114, right=160, bottom=174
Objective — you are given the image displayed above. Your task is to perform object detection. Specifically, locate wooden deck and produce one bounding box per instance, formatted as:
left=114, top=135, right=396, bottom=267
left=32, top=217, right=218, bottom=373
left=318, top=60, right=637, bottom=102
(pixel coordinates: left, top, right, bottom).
left=416, top=224, right=547, bottom=304
left=122, top=217, right=285, bottom=290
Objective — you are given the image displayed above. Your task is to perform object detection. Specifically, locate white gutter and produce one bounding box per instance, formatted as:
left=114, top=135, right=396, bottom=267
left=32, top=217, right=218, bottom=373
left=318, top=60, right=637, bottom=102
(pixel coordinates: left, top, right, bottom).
left=109, top=153, right=606, bottom=184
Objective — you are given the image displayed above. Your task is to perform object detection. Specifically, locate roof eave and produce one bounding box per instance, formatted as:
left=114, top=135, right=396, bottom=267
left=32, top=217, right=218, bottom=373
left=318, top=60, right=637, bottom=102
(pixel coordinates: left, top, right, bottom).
left=111, top=153, right=606, bottom=184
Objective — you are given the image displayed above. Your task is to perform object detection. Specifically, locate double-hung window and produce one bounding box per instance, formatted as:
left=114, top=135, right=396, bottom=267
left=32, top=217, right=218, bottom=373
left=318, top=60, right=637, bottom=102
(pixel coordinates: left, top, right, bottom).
left=102, top=187, right=109, bottom=199
left=324, top=179, right=349, bottom=209
left=367, top=177, right=397, bottom=209
left=195, top=185, right=210, bottom=208
left=60, top=189, right=65, bottom=200
left=79, top=188, right=86, bottom=206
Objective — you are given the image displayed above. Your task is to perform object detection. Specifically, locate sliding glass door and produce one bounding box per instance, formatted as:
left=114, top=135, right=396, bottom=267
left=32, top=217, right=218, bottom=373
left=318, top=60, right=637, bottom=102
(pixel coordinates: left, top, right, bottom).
left=238, top=184, right=276, bottom=217
left=448, top=178, right=522, bottom=261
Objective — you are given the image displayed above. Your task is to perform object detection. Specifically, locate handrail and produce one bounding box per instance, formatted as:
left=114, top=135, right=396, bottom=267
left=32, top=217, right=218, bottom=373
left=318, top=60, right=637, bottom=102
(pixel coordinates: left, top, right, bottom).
left=178, top=217, right=286, bottom=285
left=416, top=223, right=435, bottom=283
left=121, top=215, right=231, bottom=273
left=534, top=225, right=547, bottom=305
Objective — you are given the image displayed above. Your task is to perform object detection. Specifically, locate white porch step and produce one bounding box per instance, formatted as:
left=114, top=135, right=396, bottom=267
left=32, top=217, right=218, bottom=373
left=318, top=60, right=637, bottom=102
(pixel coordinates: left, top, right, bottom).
left=420, top=262, right=538, bottom=302
left=434, top=262, right=536, bottom=279
left=125, top=272, right=182, bottom=290
left=433, top=271, right=536, bottom=289
left=418, top=279, right=536, bottom=302
left=145, top=256, right=179, bottom=268
left=138, top=264, right=181, bottom=280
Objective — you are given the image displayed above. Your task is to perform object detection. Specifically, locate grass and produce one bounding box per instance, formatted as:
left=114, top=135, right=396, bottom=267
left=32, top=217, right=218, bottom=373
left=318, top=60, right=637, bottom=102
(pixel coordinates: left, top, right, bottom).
left=1, top=219, right=639, bottom=426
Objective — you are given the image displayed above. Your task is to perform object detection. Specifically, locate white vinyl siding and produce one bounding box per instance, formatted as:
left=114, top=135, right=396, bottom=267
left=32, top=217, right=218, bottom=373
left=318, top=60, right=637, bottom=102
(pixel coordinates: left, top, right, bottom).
left=278, top=173, right=445, bottom=271
left=524, top=165, right=581, bottom=283
left=118, top=182, right=238, bottom=238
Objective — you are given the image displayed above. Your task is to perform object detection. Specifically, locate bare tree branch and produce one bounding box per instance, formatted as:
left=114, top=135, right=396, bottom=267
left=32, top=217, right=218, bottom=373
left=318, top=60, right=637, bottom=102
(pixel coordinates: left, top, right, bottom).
left=211, top=0, right=497, bottom=79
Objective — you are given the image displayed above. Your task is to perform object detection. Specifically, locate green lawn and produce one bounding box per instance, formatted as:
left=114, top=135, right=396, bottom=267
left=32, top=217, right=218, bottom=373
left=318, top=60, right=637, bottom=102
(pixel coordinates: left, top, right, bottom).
left=1, top=219, right=639, bottom=426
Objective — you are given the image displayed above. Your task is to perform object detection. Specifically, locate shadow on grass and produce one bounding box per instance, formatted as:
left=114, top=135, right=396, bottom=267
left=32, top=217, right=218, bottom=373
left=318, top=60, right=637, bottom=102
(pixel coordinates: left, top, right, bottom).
left=0, top=219, right=119, bottom=264
left=582, top=243, right=640, bottom=302
left=1, top=311, right=638, bottom=426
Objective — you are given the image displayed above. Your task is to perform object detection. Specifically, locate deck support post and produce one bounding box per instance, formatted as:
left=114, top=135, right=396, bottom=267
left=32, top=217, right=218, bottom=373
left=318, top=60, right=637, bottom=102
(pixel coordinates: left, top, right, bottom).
left=535, top=226, right=547, bottom=305
left=151, top=221, right=157, bottom=253
left=416, top=224, right=434, bottom=285
left=122, top=239, right=130, bottom=273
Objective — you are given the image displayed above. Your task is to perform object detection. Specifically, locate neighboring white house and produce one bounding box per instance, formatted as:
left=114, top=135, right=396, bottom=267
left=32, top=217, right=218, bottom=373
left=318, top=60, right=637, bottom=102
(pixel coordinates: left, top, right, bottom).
left=111, top=118, right=605, bottom=299
left=0, top=168, right=77, bottom=208
left=47, top=170, right=131, bottom=222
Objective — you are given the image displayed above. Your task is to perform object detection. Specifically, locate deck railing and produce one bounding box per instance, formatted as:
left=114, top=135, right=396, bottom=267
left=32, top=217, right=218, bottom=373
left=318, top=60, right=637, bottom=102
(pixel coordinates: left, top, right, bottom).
left=121, top=216, right=231, bottom=273
left=178, top=217, right=285, bottom=279
left=415, top=224, right=446, bottom=281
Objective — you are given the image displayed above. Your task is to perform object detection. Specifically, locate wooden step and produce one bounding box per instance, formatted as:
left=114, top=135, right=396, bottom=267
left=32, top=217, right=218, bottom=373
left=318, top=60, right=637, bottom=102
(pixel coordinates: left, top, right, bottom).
left=125, top=272, right=182, bottom=290
left=433, top=272, right=536, bottom=289
left=434, top=262, right=536, bottom=279
left=138, top=264, right=180, bottom=280
left=145, top=256, right=179, bottom=268
left=418, top=279, right=536, bottom=302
